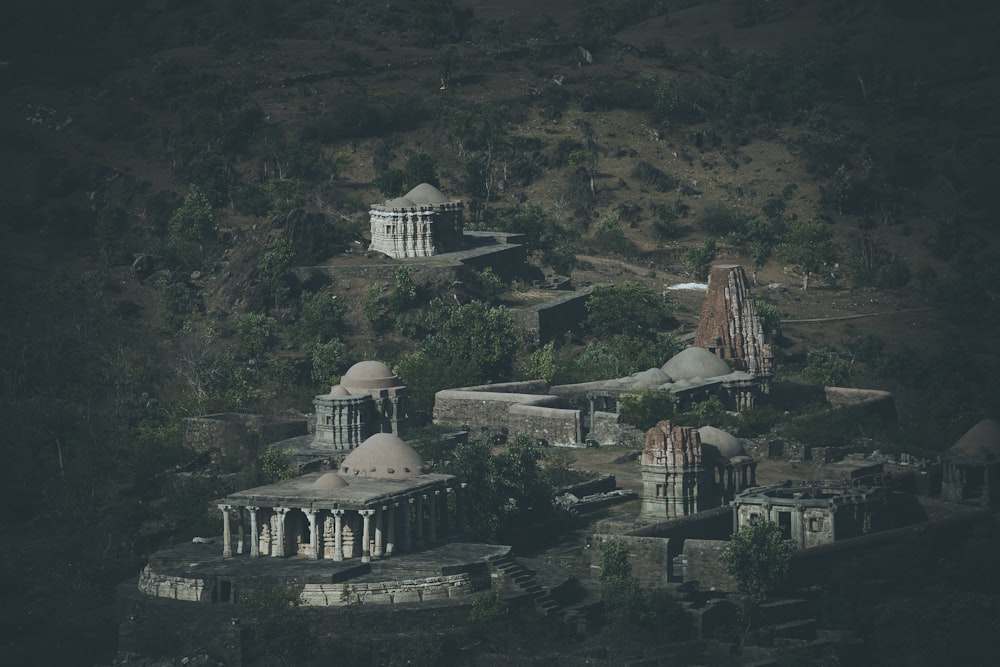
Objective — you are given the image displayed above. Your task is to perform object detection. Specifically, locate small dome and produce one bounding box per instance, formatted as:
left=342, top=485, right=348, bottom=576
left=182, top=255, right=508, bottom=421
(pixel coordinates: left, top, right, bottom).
left=339, top=433, right=429, bottom=478
left=328, top=384, right=351, bottom=397
left=948, top=419, right=1000, bottom=460
left=403, top=183, right=451, bottom=205
left=662, top=347, right=733, bottom=381
left=631, top=367, right=673, bottom=389
left=341, top=361, right=403, bottom=391
left=314, top=472, right=350, bottom=490
left=385, top=196, right=416, bottom=208
left=698, top=426, right=745, bottom=459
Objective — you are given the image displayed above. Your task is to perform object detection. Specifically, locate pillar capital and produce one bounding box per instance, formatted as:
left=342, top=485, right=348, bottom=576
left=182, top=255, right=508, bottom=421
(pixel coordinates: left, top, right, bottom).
left=273, top=506, right=290, bottom=516
left=332, top=508, right=345, bottom=517
left=217, top=503, right=233, bottom=512
left=358, top=508, right=375, bottom=517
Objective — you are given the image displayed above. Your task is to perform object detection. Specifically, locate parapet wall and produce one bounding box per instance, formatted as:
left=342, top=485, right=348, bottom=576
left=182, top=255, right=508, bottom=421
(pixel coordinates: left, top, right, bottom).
left=301, top=572, right=485, bottom=606
left=512, top=288, right=592, bottom=344
left=434, top=382, right=584, bottom=445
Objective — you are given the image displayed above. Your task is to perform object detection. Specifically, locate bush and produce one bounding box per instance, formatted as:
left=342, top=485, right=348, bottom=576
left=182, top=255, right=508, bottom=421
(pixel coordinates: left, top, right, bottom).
left=685, top=238, right=718, bottom=281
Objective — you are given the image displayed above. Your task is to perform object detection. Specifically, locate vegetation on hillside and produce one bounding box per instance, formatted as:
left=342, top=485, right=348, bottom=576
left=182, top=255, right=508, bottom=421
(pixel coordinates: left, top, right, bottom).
left=1, top=0, right=999, bottom=663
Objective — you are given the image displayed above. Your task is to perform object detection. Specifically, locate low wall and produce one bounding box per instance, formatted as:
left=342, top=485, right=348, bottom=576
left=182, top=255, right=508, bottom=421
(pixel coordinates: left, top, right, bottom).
left=513, top=289, right=592, bottom=344
left=300, top=572, right=483, bottom=606
left=590, top=533, right=672, bottom=588
left=508, top=403, right=582, bottom=445
left=679, top=539, right=737, bottom=591
left=433, top=389, right=559, bottom=429
left=137, top=565, right=209, bottom=603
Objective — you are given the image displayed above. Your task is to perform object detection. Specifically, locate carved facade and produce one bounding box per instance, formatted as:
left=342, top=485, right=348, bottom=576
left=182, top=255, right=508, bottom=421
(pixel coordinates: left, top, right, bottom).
left=640, top=421, right=756, bottom=519
left=369, top=183, right=464, bottom=258
left=940, top=419, right=1000, bottom=510
left=313, top=360, right=409, bottom=451
left=694, top=264, right=774, bottom=381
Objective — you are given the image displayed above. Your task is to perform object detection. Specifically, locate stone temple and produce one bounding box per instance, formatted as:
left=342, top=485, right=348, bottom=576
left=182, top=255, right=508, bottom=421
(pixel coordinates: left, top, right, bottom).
left=368, top=182, right=464, bottom=258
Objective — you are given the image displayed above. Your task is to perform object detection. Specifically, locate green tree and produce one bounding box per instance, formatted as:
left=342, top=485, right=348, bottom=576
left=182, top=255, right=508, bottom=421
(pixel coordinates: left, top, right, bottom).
left=258, top=445, right=296, bottom=484
left=599, top=540, right=692, bottom=640
left=497, top=432, right=553, bottom=521
left=585, top=283, right=677, bottom=340
left=291, top=289, right=348, bottom=347
left=233, top=312, right=274, bottom=357
left=445, top=438, right=503, bottom=540
left=619, top=390, right=676, bottom=431
left=257, top=239, right=295, bottom=306
left=310, top=338, right=344, bottom=385
left=685, top=237, right=718, bottom=281
left=777, top=219, right=838, bottom=290
left=404, top=152, right=439, bottom=189
left=242, top=581, right=314, bottom=665
left=168, top=185, right=216, bottom=268
left=721, top=516, right=797, bottom=641
left=803, top=348, right=851, bottom=386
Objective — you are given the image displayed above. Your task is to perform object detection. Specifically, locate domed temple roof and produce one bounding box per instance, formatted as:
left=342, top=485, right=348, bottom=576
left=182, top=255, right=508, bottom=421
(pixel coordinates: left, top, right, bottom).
left=314, top=472, right=350, bottom=489
left=341, top=361, right=403, bottom=391
left=339, top=433, right=429, bottom=478
left=403, top=182, right=451, bottom=205
left=327, top=384, right=351, bottom=397
left=385, top=196, right=416, bottom=209
left=948, top=419, right=1000, bottom=460
left=662, top=347, right=733, bottom=381
left=698, top=425, right=746, bottom=459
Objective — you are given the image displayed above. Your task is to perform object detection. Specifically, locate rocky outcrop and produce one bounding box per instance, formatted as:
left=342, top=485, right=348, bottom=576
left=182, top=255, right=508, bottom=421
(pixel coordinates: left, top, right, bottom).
left=694, top=264, right=773, bottom=377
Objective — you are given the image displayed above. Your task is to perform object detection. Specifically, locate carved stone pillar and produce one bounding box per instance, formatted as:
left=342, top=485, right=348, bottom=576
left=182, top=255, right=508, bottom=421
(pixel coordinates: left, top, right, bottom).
left=414, top=495, right=425, bottom=548
left=248, top=507, right=260, bottom=558
left=373, top=508, right=383, bottom=560
left=385, top=504, right=396, bottom=557
left=359, top=509, right=375, bottom=563
left=428, top=491, right=438, bottom=544
left=219, top=505, right=233, bottom=558
left=333, top=510, right=345, bottom=561
left=272, top=507, right=290, bottom=558
left=304, top=509, right=319, bottom=560
left=403, top=498, right=413, bottom=552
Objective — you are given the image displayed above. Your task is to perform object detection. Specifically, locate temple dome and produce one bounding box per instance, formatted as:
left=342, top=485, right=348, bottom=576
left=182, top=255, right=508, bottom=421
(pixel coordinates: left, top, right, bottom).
left=328, top=384, right=351, bottom=397
left=385, top=196, right=416, bottom=209
left=341, top=361, right=403, bottom=391
left=698, top=426, right=745, bottom=459
left=947, top=419, right=1000, bottom=460
left=403, top=183, right=451, bottom=205
left=339, top=433, right=428, bottom=478
left=630, top=367, right=672, bottom=389
left=314, top=472, right=349, bottom=489
left=662, top=347, right=733, bottom=381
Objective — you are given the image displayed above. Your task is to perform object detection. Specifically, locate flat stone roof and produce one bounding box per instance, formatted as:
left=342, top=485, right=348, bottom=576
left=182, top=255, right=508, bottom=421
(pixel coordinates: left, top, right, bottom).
left=221, top=469, right=455, bottom=510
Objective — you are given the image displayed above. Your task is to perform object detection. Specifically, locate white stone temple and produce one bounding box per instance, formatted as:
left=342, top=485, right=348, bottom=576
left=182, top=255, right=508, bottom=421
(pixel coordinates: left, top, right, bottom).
left=368, top=183, right=464, bottom=258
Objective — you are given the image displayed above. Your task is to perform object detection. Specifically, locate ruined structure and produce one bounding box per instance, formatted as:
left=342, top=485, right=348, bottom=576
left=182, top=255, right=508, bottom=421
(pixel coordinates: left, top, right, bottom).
left=694, top=264, right=774, bottom=382
left=313, top=360, right=409, bottom=450
left=212, top=433, right=457, bottom=566
left=940, top=418, right=1000, bottom=510
left=640, top=421, right=756, bottom=519
left=434, top=346, right=767, bottom=446
left=731, top=482, right=890, bottom=549
left=368, top=183, right=464, bottom=258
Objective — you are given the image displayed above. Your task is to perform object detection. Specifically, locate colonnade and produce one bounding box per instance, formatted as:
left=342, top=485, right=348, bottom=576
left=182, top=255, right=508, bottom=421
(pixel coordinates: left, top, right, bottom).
left=217, top=485, right=463, bottom=563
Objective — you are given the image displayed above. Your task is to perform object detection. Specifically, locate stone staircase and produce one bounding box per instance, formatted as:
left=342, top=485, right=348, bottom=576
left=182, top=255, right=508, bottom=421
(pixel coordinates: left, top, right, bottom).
left=487, top=553, right=592, bottom=630
left=752, top=598, right=818, bottom=641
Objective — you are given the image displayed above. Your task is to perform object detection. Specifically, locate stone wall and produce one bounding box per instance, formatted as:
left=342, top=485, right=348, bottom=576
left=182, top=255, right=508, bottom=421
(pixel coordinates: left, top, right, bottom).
left=677, top=539, right=737, bottom=591
left=590, top=412, right=644, bottom=447
left=512, top=288, right=592, bottom=344
left=137, top=565, right=209, bottom=603
left=182, top=413, right=308, bottom=459
left=508, top=403, right=582, bottom=445
left=590, top=533, right=672, bottom=588
left=300, top=572, right=484, bottom=606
